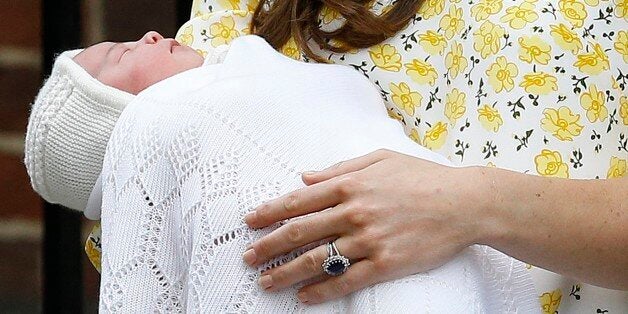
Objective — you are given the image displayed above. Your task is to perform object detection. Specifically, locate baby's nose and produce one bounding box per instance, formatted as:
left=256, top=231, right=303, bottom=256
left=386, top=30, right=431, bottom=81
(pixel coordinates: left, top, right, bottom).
left=140, top=31, right=164, bottom=44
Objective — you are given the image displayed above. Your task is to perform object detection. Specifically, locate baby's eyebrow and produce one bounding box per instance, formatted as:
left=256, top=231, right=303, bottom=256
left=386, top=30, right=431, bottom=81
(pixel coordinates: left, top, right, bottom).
left=105, top=42, right=120, bottom=63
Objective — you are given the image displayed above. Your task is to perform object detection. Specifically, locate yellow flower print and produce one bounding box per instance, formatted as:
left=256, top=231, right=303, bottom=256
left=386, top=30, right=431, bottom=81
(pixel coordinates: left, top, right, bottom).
left=329, top=38, right=359, bottom=54
left=540, top=106, right=584, bottom=141
left=418, top=0, right=445, bottom=20
left=405, top=59, right=438, bottom=86
left=559, top=0, right=588, bottom=28
left=535, top=150, right=570, bottom=178
left=607, top=156, right=627, bottom=178
left=519, top=72, right=559, bottom=95
left=580, top=84, right=608, bottom=122
left=550, top=23, right=583, bottom=54
left=418, top=30, right=447, bottom=55
left=612, top=76, right=620, bottom=90
left=439, top=5, right=465, bottom=39
left=246, top=0, right=260, bottom=13
left=473, top=20, right=506, bottom=59
left=471, top=0, right=503, bottom=21
left=381, top=4, right=394, bottom=15
left=584, top=0, right=599, bottom=5
left=445, top=42, right=468, bottom=79
left=540, top=289, right=563, bottom=314
left=387, top=107, right=404, bottom=122
left=369, top=44, right=402, bottom=72
left=500, top=2, right=538, bottom=29
left=478, top=104, right=504, bottom=132
left=198, top=12, right=214, bottom=21
left=408, top=128, right=421, bottom=144
left=177, top=25, right=194, bottom=46
left=444, top=88, right=467, bottom=125
left=281, top=37, right=301, bottom=60
left=233, top=10, right=250, bottom=18
left=192, top=0, right=203, bottom=17
left=85, top=243, right=101, bottom=271
left=320, top=5, right=340, bottom=24
left=574, top=42, right=610, bottom=75
left=369, top=0, right=394, bottom=15
left=614, top=30, right=628, bottom=63
left=616, top=0, right=628, bottom=19
left=217, top=0, right=240, bottom=10
left=486, top=56, right=518, bottom=93
left=423, top=121, right=448, bottom=150
left=196, top=49, right=208, bottom=58
left=390, top=82, right=423, bottom=116
left=85, top=224, right=102, bottom=272
left=518, top=35, right=552, bottom=65
left=85, top=244, right=101, bottom=272
left=208, top=16, right=240, bottom=47
left=620, top=96, right=628, bottom=125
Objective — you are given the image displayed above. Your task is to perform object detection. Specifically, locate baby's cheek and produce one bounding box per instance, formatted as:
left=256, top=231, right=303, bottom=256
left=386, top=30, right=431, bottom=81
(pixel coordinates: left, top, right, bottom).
left=143, top=61, right=193, bottom=90
left=97, top=68, right=139, bottom=95
left=128, top=64, right=165, bottom=94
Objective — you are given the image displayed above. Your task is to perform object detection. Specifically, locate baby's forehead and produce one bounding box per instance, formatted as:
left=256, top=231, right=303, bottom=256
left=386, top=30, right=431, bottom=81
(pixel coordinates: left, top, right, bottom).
left=77, top=41, right=116, bottom=60
left=91, top=41, right=116, bottom=53
left=73, top=41, right=116, bottom=77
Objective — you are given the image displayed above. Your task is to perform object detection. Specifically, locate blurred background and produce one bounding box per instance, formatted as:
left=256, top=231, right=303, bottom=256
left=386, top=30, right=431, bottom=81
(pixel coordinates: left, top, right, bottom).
left=0, top=0, right=183, bottom=312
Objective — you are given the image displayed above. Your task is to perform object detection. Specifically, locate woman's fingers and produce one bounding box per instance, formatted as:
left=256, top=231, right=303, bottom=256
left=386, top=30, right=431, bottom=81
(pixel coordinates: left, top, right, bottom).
left=297, top=259, right=379, bottom=304
left=301, top=149, right=391, bottom=185
left=245, top=149, right=392, bottom=229
left=244, top=206, right=349, bottom=266
left=245, top=177, right=344, bottom=228
left=257, top=237, right=368, bottom=292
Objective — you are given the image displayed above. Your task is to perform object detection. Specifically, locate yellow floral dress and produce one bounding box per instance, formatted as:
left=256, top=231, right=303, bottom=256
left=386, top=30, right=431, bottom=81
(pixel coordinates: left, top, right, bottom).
left=176, top=0, right=627, bottom=312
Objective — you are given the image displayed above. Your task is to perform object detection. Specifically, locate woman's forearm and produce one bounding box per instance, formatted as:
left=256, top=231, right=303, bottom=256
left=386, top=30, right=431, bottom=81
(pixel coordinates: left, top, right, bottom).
left=476, top=167, right=628, bottom=290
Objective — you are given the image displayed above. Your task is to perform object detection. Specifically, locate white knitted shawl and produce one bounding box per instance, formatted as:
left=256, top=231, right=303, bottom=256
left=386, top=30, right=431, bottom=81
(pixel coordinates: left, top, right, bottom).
left=99, top=36, right=538, bottom=313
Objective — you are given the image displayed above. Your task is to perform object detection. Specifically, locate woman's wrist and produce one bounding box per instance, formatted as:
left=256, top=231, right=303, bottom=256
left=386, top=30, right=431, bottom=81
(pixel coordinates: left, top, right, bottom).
left=466, top=165, right=514, bottom=247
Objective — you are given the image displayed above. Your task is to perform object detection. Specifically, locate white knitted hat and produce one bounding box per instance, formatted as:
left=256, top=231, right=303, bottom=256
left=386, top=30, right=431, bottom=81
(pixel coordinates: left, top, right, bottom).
left=24, top=50, right=134, bottom=211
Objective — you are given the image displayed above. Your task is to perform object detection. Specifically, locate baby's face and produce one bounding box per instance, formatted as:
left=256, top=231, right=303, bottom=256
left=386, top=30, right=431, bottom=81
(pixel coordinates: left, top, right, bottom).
left=73, top=31, right=203, bottom=94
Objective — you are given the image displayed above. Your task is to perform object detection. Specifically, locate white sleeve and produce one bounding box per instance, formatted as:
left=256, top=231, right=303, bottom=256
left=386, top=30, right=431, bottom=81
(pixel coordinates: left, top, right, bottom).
left=84, top=173, right=103, bottom=220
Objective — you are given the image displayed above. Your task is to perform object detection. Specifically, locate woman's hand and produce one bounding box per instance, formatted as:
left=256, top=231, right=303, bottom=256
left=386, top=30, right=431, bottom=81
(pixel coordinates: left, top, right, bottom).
left=242, top=149, right=494, bottom=304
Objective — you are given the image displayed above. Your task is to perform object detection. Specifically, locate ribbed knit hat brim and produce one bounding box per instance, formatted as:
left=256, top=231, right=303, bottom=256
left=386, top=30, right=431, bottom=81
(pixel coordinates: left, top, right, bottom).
left=24, top=49, right=134, bottom=211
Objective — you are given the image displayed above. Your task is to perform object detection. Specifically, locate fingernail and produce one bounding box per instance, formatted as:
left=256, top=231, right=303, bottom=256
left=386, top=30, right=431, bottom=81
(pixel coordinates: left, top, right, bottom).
left=258, top=275, right=273, bottom=290
left=297, top=291, right=308, bottom=303
left=244, top=211, right=256, bottom=225
left=243, top=249, right=256, bottom=266
left=302, top=171, right=316, bottom=176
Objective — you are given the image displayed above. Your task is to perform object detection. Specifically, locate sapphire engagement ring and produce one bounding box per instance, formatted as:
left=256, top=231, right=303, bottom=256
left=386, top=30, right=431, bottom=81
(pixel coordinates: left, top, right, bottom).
left=321, top=241, right=350, bottom=276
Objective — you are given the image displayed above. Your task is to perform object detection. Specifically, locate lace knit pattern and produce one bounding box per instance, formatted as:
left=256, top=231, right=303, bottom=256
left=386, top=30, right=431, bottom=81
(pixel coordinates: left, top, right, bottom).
left=99, top=38, right=538, bottom=313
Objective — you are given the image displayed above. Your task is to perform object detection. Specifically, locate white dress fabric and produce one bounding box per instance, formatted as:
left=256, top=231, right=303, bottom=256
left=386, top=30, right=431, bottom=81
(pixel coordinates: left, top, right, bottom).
left=99, top=36, right=538, bottom=313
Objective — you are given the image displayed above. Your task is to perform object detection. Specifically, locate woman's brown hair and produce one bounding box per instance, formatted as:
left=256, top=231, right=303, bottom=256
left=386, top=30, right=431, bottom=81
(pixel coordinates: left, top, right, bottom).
left=250, top=0, right=423, bottom=62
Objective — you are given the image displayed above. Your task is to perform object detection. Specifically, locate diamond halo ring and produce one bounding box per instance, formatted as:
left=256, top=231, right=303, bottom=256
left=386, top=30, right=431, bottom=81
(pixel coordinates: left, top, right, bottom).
left=321, top=241, right=350, bottom=276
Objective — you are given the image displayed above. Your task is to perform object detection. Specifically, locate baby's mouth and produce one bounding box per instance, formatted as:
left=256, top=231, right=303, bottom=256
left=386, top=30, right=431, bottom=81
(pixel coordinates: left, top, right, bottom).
left=169, top=40, right=180, bottom=53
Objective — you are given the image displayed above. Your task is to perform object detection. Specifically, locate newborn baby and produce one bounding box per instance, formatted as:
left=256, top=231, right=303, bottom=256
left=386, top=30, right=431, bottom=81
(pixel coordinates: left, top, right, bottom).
left=73, top=31, right=204, bottom=95
left=25, top=33, right=538, bottom=313
left=25, top=31, right=206, bottom=212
